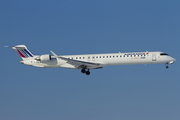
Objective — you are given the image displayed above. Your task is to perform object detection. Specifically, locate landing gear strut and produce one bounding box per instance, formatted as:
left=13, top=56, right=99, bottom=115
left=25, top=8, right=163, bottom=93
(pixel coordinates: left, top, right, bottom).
left=81, top=69, right=90, bottom=75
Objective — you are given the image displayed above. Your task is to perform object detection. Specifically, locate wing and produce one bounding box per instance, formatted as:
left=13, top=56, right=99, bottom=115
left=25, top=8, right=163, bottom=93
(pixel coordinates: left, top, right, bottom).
left=59, top=57, right=102, bottom=69
left=51, top=51, right=103, bottom=69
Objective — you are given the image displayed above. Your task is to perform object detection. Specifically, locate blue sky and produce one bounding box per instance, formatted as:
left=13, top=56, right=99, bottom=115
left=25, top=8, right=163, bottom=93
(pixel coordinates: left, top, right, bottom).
left=1, top=0, right=180, bottom=120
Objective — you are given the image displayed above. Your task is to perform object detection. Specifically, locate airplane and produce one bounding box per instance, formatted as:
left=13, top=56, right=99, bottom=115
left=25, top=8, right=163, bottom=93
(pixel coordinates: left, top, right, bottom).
left=6, top=45, right=176, bottom=75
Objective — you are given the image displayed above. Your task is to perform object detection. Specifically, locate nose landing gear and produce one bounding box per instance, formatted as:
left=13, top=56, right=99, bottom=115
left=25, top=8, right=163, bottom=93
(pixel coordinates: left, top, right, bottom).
left=165, top=63, right=169, bottom=69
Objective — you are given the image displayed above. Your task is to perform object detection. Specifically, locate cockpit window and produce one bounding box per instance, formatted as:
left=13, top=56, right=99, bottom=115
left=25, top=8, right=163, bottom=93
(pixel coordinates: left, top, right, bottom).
left=160, top=53, right=169, bottom=56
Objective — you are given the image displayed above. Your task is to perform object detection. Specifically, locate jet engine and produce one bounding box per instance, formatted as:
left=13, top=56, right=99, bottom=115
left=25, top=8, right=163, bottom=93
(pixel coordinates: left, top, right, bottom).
left=35, top=54, right=52, bottom=62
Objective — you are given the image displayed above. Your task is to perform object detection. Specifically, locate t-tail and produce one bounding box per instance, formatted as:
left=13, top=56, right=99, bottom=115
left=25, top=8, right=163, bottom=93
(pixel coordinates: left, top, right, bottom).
left=9, top=45, right=34, bottom=60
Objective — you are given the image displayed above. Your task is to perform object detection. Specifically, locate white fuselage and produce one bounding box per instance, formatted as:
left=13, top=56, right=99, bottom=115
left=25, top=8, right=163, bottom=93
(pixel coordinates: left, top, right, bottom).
left=21, top=51, right=176, bottom=69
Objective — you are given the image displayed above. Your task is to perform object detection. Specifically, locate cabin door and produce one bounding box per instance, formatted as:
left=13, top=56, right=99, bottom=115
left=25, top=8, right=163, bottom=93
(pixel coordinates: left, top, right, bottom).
left=152, top=54, right=156, bottom=61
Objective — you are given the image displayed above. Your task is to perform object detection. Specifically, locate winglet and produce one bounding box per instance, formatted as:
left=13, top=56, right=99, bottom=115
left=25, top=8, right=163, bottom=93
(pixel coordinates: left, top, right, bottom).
left=50, top=51, right=58, bottom=57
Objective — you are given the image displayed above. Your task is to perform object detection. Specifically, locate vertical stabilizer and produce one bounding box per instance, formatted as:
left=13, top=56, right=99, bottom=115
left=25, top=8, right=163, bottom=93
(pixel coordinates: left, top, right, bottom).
left=12, top=45, right=34, bottom=60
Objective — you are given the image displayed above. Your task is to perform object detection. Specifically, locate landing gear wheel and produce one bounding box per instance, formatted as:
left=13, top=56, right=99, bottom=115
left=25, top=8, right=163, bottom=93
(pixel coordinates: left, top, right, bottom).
left=81, top=69, right=86, bottom=73
left=165, top=63, right=169, bottom=69
left=86, top=71, right=90, bottom=75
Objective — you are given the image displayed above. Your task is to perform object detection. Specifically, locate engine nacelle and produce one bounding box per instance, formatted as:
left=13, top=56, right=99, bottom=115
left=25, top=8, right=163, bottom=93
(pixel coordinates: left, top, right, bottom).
left=36, top=54, right=52, bottom=62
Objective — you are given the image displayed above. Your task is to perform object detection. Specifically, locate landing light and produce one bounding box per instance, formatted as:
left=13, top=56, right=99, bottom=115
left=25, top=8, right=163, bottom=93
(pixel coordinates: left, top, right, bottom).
left=169, top=61, right=174, bottom=64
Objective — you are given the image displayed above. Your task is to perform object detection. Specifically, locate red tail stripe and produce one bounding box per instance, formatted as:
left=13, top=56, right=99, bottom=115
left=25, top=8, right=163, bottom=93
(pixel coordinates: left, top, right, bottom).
left=17, top=50, right=25, bottom=58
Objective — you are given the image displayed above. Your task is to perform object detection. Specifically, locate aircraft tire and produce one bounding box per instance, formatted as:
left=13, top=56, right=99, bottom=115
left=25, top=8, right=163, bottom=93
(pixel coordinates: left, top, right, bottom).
left=86, top=71, right=90, bottom=75
left=81, top=69, right=86, bottom=73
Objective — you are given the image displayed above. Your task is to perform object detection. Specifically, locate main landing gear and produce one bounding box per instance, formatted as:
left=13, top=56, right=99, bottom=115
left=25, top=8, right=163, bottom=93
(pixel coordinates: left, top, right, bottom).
left=81, top=69, right=90, bottom=75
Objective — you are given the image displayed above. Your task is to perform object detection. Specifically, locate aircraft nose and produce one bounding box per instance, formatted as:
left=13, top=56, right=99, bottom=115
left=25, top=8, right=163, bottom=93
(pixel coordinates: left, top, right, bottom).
left=172, top=57, right=176, bottom=61
left=169, top=57, right=176, bottom=64
left=173, top=58, right=176, bottom=62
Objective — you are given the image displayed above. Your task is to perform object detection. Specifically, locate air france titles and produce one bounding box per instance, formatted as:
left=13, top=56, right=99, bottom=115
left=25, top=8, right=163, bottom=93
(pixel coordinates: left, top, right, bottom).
left=124, top=53, right=146, bottom=56
left=124, top=53, right=148, bottom=59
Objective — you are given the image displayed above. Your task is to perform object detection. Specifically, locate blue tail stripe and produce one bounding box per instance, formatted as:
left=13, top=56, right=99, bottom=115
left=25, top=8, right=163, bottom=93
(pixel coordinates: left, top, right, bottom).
left=20, top=49, right=28, bottom=57
left=24, top=49, right=33, bottom=57
left=21, top=49, right=29, bottom=57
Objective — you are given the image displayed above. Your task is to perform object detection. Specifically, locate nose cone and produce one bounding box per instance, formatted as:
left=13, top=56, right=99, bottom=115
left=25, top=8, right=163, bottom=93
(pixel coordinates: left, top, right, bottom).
left=173, top=58, right=176, bottom=61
